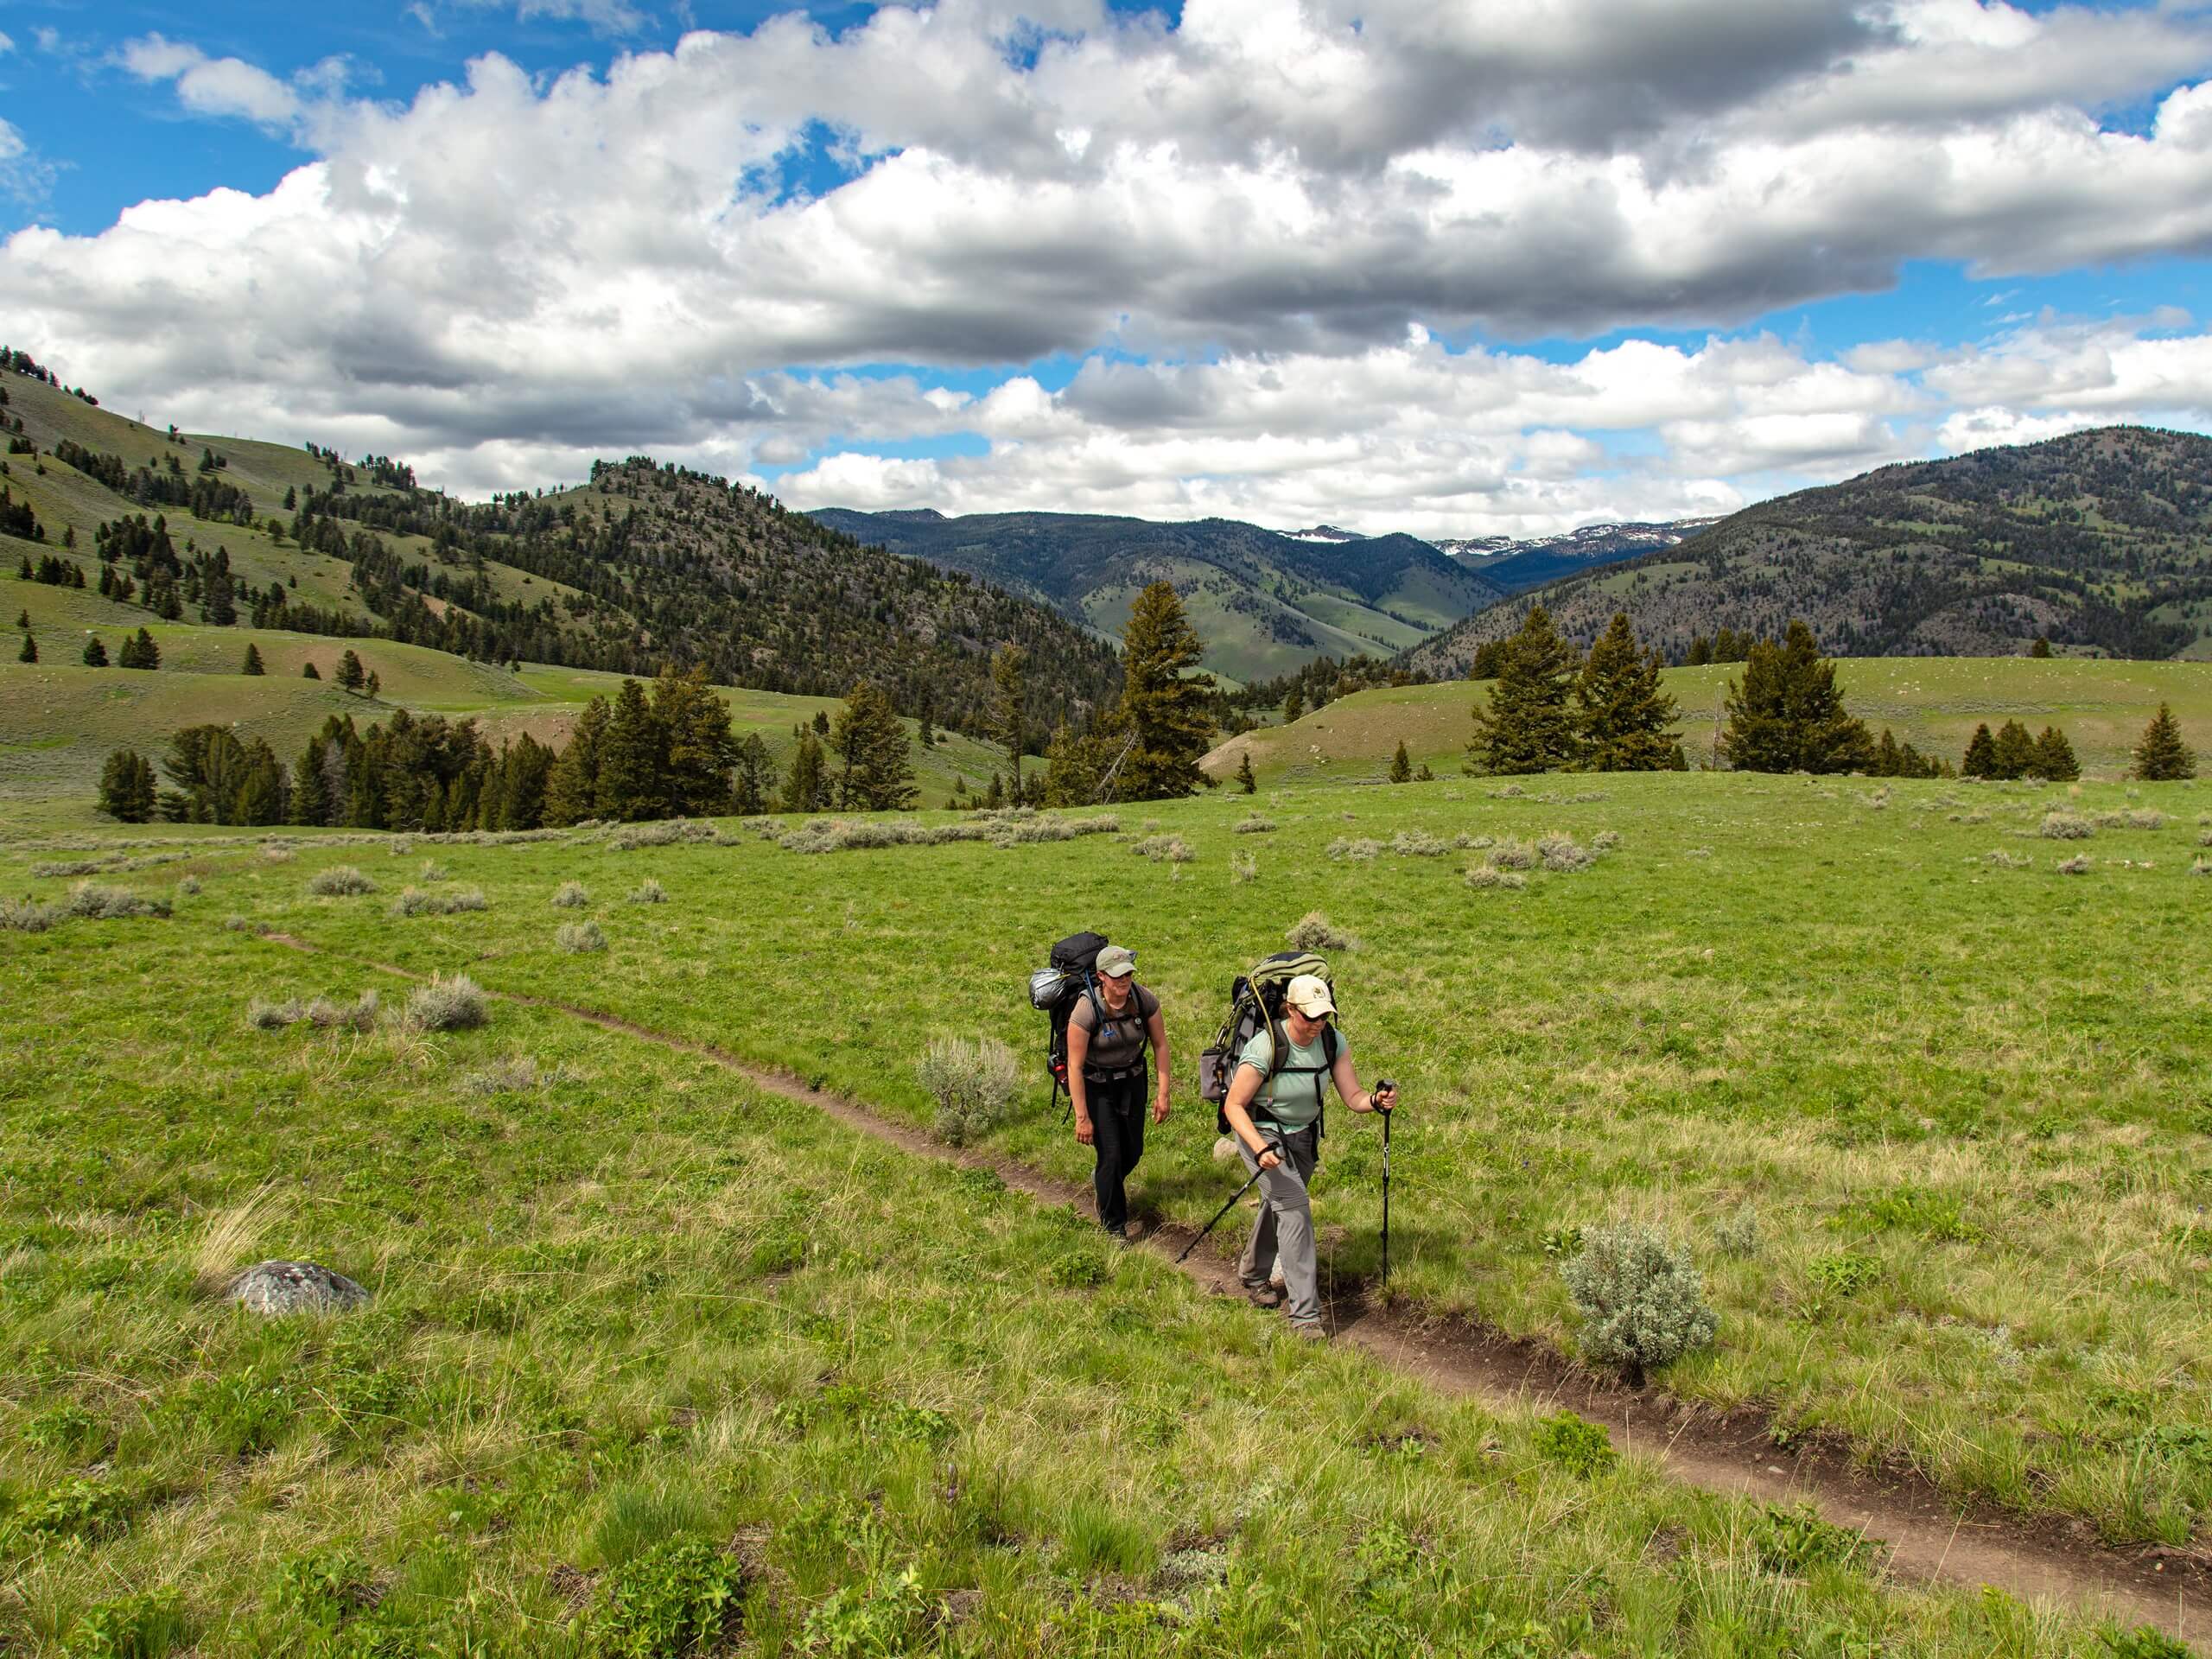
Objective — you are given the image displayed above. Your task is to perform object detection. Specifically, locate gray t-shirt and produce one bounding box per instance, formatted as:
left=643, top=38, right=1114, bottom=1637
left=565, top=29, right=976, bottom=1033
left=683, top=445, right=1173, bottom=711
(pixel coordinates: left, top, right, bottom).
left=1071, top=984, right=1159, bottom=1073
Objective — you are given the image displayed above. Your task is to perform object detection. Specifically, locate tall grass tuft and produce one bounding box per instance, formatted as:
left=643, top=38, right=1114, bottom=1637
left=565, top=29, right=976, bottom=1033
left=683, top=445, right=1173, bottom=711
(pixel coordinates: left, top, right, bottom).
left=192, top=1180, right=283, bottom=1298
left=917, top=1034, right=1021, bottom=1147
left=1230, top=851, right=1259, bottom=886
left=308, top=866, right=377, bottom=897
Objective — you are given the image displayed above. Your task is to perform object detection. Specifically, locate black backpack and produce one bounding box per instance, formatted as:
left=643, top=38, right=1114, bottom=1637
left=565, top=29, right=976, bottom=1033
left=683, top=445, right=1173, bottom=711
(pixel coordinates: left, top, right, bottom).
left=1198, top=950, right=1339, bottom=1137
left=1029, top=931, right=1139, bottom=1112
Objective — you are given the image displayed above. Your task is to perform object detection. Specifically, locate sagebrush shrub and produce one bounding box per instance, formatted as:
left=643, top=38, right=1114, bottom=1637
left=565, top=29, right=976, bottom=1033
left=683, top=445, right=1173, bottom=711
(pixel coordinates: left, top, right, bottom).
left=1538, top=832, right=1592, bottom=872
left=406, top=974, right=488, bottom=1032
left=1712, top=1202, right=1761, bottom=1258
left=1465, top=864, right=1527, bottom=892
left=308, top=866, right=377, bottom=897
left=1559, top=1223, right=1717, bottom=1384
left=391, top=887, right=487, bottom=918
left=418, top=860, right=450, bottom=882
left=260, top=845, right=295, bottom=863
left=629, top=878, right=668, bottom=904
left=177, top=875, right=202, bottom=896
left=2190, top=856, right=2211, bottom=879
left=1325, top=836, right=1381, bottom=861
left=556, top=920, right=607, bottom=954
left=917, top=1034, right=1020, bottom=1147
left=1230, top=851, right=1259, bottom=886
left=67, top=881, right=171, bottom=919
left=467, top=1055, right=543, bottom=1095
left=1233, top=815, right=1277, bottom=835
left=1985, top=850, right=2033, bottom=870
left=1389, top=829, right=1447, bottom=858
left=2056, top=853, right=2092, bottom=876
left=1592, top=830, right=1623, bottom=851
left=1453, top=832, right=1493, bottom=850
left=1490, top=837, right=1538, bottom=870
left=2039, top=810, right=2094, bottom=840
left=1285, top=911, right=1355, bottom=951
left=1132, top=835, right=1194, bottom=863
left=551, top=880, right=590, bottom=908
left=0, top=896, right=66, bottom=932
left=611, top=818, right=723, bottom=850
left=246, top=997, right=305, bottom=1031
left=304, top=991, right=379, bottom=1032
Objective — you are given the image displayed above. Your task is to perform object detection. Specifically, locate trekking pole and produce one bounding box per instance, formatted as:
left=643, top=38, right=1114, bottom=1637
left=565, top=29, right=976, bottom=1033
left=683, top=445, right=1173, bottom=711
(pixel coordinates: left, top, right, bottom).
left=1176, top=1143, right=1280, bottom=1264
left=1376, top=1079, right=1396, bottom=1286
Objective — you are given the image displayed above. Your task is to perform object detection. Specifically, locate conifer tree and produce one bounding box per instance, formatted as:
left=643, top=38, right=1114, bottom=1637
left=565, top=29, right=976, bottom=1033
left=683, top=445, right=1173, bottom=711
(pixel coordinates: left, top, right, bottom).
left=242, top=642, right=265, bottom=675
left=17, top=631, right=33, bottom=664
left=1961, top=722, right=1998, bottom=779
left=652, top=664, right=738, bottom=816
left=1718, top=620, right=1872, bottom=774
left=1236, top=751, right=1257, bottom=794
left=543, top=696, right=609, bottom=826
left=119, top=626, right=159, bottom=671
left=731, top=732, right=778, bottom=816
left=2033, top=726, right=2080, bottom=782
left=302, top=661, right=321, bottom=680
left=982, top=771, right=1006, bottom=810
left=82, top=634, right=107, bottom=667
left=1991, top=719, right=2037, bottom=779
left=1573, top=612, right=1681, bottom=771
left=781, top=727, right=831, bottom=813
left=1686, top=635, right=1713, bottom=667
left=14, top=609, right=26, bottom=629
left=1389, top=740, right=1412, bottom=784
left=290, top=737, right=329, bottom=827
left=595, top=678, right=667, bottom=821
left=1114, top=582, right=1215, bottom=800
left=2030, top=635, right=2053, bottom=658
left=1039, top=721, right=1103, bottom=808
left=2133, top=702, right=2196, bottom=781
left=989, top=644, right=1027, bottom=805
left=98, top=749, right=156, bottom=822
left=232, top=741, right=287, bottom=825
left=336, top=649, right=365, bottom=692
left=365, top=671, right=380, bottom=700
left=1465, top=604, right=1580, bottom=775
left=1281, top=687, right=1304, bottom=724
left=831, top=680, right=918, bottom=810
left=1874, top=728, right=1904, bottom=777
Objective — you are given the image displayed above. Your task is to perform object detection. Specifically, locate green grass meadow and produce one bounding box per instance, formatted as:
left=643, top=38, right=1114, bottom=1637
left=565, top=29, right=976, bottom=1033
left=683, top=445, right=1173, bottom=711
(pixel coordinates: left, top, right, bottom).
left=7, top=858, right=2151, bottom=1656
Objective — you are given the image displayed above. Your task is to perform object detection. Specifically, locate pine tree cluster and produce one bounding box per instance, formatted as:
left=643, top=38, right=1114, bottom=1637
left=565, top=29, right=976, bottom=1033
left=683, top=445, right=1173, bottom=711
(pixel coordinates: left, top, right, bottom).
left=1465, top=608, right=1685, bottom=775
left=1961, top=720, right=2078, bottom=780
left=1719, top=621, right=1873, bottom=774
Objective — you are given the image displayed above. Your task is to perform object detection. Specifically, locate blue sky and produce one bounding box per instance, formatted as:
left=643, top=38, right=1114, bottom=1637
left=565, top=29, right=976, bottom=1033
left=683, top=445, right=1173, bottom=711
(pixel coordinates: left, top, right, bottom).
left=4, top=0, right=2212, bottom=537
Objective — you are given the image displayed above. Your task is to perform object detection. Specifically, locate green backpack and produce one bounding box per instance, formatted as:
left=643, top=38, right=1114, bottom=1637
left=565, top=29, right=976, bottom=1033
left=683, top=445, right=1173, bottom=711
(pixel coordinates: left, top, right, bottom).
left=1198, top=950, right=1339, bottom=1138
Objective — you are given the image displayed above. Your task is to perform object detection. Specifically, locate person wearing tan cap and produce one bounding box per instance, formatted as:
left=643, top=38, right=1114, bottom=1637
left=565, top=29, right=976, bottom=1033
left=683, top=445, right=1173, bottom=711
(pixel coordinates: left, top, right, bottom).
left=1066, top=944, right=1171, bottom=1242
left=1221, top=972, right=1397, bottom=1337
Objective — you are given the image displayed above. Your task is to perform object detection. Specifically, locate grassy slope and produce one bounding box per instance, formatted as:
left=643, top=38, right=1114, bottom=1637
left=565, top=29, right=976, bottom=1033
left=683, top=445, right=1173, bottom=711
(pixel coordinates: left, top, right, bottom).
left=1, top=574, right=1007, bottom=829
left=1204, top=659, right=2212, bottom=785
left=93, top=767, right=2212, bottom=1554
left=0, top=859, right=2143, bottom=1656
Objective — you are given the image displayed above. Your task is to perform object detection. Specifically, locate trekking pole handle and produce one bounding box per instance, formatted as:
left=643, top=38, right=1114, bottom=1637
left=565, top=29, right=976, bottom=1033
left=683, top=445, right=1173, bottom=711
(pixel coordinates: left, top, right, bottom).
left=1373, top=1078, right=1397, bottom=1112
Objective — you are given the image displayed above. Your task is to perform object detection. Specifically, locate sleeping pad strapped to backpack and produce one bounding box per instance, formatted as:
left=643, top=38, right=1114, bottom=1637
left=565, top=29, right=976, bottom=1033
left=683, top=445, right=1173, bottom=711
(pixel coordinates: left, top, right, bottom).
left=1198, top=950, right=1338, bottom=1137
left=1030, top=931, right=1110, bottom=1108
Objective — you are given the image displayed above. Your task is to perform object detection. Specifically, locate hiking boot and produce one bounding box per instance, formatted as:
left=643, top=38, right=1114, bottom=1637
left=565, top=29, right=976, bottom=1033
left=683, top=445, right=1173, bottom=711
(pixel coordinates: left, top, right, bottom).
left=1287, top=1319, right=1328, bottom=1342
left=1104, top=1224, right=1129, bottom=1245
left=1245, top=1281, right=1285, bottom=1309
left=1122, top=1219, right=1147, bottom=1244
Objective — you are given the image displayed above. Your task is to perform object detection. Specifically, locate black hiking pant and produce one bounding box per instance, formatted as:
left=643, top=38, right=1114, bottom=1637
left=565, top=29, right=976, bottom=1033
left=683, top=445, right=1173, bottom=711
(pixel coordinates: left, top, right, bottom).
left=1085, top=1071, right=1146, bottom=1234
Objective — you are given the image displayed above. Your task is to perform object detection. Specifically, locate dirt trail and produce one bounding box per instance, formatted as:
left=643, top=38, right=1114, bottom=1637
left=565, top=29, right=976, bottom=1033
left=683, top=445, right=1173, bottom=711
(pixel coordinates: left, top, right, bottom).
left=261, top=932, right=2204, bottom=1646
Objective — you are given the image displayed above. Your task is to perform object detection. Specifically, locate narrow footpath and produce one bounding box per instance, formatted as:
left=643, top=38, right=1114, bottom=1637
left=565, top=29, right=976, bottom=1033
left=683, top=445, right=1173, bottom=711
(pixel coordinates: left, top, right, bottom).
left=261, top=931, right=2207, bottom=1648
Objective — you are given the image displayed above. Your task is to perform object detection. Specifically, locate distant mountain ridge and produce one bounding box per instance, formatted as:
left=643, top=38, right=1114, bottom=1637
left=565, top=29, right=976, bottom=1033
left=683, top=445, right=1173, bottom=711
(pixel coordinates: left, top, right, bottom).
left=1402, top=426, right=2212, bottom=676
left=810, top=506, right=1506, bottom=683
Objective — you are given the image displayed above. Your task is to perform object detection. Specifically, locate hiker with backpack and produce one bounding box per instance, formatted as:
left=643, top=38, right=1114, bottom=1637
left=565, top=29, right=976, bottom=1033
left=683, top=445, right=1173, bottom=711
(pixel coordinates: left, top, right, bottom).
left=1212, top=966, right=1396, bottom=1338
left=1065, top=944, right=1170, bottom=1243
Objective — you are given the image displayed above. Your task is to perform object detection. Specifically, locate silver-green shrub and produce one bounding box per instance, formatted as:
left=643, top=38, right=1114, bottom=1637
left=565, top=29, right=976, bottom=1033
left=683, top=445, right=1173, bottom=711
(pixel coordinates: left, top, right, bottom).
left=1285, top=911, right=1355, bottom=951
left=1560, top=1223, right=1718, bottom=1384
left=2039, top=810, right=2094, bottom=840
left=917, top=1034, right=1021, bottom=1147
left=550, top=880, right=590, bottom=908
left=308, top=866, right=377, bottom=897
left=406, top=974, right=489, bottom=1032
left=556, top=920, right=607, bottom=954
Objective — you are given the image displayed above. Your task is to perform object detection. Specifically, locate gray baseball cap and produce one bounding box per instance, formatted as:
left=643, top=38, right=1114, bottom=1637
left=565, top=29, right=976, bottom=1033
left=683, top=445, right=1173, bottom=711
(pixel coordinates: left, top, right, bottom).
left=1096, top=944, right=1136, bottom=978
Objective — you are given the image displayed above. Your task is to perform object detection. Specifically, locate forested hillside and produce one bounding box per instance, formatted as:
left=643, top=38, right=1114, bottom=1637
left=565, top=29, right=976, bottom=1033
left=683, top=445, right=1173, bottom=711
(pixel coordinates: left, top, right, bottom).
left=1404, top=427, right=2212, bottom=675
left=0, top=367, right=1120, bottom=740
left=811, top=506, right=1504, bottom=683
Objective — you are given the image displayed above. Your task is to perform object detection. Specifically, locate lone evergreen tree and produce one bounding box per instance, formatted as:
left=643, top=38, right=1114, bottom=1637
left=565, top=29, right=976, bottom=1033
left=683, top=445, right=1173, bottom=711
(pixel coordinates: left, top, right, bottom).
left=1573, top=612, right=1681, bottom=771
left=1114, top=582, right=1215, bottom=801
left=1961, top=722, right=1998, bottom=779
left=1718, top=620, right=1872, bottom=774
left=302, top=660, right=321, bottom=680
left=1281, top=687, right=1304, bottom=724
left=1465, top=604, right=1579, bottom=775
left=1991, top=719, right=2037, bottom=779
left=82, top=634, right=107, bottom=667
left=17, top=631, right=33, bottom=664
left=335, top=649, right=365, bottom=693
left=831, top=680, right=918, bottom=811
left=2133, top=702, right=2196, bottom=781
left=781, top=727, right=831, bottom=813
left=2033, top=726, right=2080, bottom=782
left=241, top=642, right=265, bottom=675
left=1236, top=751, right=1257, bottom=794
left=118, top=626, right=159, bottom=671
left=2030, top=634, right=2053, bottom=658
left=989, top=644, right=1027, bottom=804
left=1389, top=740, right=1412, bottom=784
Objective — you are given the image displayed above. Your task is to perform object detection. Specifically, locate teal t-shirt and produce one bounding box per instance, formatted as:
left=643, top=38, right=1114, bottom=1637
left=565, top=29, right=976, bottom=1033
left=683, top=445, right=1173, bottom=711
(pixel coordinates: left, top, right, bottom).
left=1236, top=1027, right=1345, bottom=1133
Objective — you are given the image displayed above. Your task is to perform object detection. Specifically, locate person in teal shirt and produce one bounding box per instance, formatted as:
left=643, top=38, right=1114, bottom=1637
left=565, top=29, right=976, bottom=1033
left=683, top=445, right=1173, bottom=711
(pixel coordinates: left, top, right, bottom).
left=1219, top=973, right=1397, bottom=1338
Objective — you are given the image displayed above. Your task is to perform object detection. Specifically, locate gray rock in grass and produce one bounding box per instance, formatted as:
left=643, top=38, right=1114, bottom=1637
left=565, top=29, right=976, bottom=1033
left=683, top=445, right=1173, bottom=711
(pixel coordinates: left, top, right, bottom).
left=226, top=1260, right=371, bottom=1315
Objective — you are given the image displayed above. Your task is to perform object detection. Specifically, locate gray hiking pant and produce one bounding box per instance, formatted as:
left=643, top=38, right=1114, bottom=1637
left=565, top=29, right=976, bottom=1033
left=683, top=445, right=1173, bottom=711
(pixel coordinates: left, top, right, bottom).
left=1238, top=1126, right=1320, bottom=1324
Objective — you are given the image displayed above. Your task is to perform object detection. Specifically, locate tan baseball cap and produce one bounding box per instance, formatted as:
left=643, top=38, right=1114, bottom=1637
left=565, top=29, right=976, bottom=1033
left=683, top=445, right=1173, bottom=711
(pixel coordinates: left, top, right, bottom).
left=1284, top=973, right=1335, bottom=1017
left=1096, top=944, right=1136, bottom=979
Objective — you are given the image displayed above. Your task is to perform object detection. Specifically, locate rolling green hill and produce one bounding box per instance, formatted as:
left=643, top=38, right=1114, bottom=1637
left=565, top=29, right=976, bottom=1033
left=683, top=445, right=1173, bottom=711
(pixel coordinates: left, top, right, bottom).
left=1404, top=426, right=2212, bottom=676
left=811, top=507, right=1506, bottom=683
left=1204, top=657, right=2212, bottom=785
